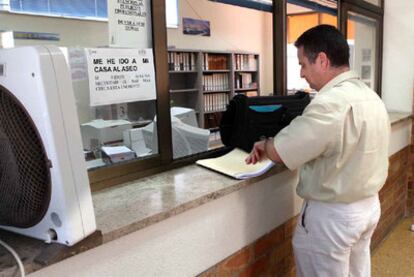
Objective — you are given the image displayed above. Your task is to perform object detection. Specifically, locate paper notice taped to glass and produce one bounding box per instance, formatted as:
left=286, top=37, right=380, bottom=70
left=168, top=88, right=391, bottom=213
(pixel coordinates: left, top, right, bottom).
left=196, top=148, right=274, bottom=179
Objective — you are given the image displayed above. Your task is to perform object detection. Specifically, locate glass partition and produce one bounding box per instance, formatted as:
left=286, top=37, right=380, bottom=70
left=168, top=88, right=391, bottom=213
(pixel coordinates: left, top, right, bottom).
left=347, top=12, right=379, bottom=91
left=166, top=0, right=273, bottom=158
left=286, top=2, right=337, bottom=96
left=1, top=0, right=161, bottom=171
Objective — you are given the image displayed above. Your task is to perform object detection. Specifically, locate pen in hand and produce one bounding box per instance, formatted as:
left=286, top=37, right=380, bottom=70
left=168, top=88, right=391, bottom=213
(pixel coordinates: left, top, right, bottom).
left=245, top=136, right=267, bottom=165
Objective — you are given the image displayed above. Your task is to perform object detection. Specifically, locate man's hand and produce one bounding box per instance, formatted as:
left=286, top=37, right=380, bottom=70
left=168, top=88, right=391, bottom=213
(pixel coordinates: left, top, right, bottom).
left=245, top=137, right=284, bottom=165
left=245, top=140, right=266, bottom=165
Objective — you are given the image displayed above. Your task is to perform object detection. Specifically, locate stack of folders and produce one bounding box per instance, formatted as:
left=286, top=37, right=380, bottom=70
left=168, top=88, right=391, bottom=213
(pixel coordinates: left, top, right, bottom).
left=196, top=148, right=274, bottom=179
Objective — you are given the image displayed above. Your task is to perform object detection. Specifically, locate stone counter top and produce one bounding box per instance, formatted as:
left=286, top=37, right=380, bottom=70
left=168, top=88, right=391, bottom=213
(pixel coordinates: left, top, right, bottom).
left=93, top=163, right=286, bottom=242
left=388, top=111, right=412, bottom=125
left=0, top=162, right=286, bottom=275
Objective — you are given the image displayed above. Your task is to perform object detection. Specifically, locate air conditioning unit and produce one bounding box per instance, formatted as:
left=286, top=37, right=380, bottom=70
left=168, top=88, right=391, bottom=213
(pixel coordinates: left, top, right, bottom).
left=0, top=46, right=96, bottom=246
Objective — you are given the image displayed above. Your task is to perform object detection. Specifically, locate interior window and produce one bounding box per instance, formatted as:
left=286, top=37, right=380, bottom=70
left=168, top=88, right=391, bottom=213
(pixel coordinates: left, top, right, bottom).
left=346, top=12, right=378, bottom=91
left=286, top=1, right=338, bottom=96
left=1, top=0, right=161, bottom=170
left=166, top=0, right=273, bottom=158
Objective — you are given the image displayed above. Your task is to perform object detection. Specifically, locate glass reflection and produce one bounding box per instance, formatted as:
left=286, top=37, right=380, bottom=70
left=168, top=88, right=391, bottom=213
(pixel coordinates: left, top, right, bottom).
left=286, top=2, right=337, bottom=95
left=347, top=12, right=377, bottom=90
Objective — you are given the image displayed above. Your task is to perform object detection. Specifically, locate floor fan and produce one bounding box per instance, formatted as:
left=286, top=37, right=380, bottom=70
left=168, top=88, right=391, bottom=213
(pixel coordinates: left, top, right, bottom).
left=0, top=46, right=96, bottom=246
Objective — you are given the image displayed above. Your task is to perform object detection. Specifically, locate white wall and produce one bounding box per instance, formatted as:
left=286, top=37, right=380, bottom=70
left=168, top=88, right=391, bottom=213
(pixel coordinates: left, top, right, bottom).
left=381, top=0, right=414, bottom=113
left=167, top=0, right=274, bottom=94
left=389, top=120, right=412, bottom=156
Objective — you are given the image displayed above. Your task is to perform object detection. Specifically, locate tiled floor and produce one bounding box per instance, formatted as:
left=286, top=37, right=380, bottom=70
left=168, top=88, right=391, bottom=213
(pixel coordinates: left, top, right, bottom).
left=372, top=216, right=414, bottom=276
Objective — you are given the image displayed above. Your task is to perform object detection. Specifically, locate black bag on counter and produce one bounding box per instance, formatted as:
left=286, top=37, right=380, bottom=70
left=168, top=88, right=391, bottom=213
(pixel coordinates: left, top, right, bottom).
left=219, top=91, right=311, bottom=152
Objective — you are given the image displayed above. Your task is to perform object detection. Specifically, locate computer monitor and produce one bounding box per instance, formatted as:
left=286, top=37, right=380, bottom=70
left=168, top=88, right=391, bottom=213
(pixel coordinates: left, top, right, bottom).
left=170, top=107, right=198, bottom=127
left=142, top=121, right=158, bottom=154
left=141, top=116, right=209, bottom=159
left=171, top=118, right=210, bottom=159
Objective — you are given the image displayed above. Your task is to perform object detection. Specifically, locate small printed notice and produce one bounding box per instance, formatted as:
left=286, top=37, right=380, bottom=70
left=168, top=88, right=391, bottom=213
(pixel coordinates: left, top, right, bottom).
left=68, top=48, right=88, bottom=81
left=86, top=48, right=156, bottom=106
left=108, top=0, right=152, bottom=48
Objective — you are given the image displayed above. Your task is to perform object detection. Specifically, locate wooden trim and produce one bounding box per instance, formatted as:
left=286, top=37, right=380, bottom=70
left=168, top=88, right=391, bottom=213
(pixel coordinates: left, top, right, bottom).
left=339, top=2, right=348, bottom=37
left=377, top=8, right=383, bottom=96
left=273, top=0, right=287, bottom=96
left=342, top=0, right=383, bottom=15
left=152, top=0, right=172, bottom=163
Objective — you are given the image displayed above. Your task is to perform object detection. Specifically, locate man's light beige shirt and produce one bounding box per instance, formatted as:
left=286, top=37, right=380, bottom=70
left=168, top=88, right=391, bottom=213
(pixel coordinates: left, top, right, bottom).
left=274, top=71, right=390, bottom=203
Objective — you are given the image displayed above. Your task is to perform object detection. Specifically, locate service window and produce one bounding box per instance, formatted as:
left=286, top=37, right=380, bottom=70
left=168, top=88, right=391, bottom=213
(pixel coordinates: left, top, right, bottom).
left=60, top=1, right=160, bottom=170
left=166, top=0, right=274, bottom=159
left=0, top=0, right=169, bottom=185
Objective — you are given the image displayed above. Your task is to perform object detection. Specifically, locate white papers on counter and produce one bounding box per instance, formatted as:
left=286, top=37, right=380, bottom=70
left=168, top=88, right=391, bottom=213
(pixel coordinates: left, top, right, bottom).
left=101, top=146, right=136, bottom=163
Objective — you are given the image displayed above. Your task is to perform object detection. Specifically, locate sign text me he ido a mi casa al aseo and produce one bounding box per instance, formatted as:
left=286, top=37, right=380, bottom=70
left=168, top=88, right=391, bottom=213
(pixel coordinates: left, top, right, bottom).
left=86, top=48, right=156, bottom=106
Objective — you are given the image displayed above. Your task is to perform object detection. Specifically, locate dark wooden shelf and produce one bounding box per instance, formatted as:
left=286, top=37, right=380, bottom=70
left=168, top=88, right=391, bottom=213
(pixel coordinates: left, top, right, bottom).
left=234, top=87, right=258, bottom=92
left=169, top=88, right=199, bottom=93
left=169, top=70, right=198, bottom=74
left=204, top=109, right=226, bottom=114
left=203, top=70, right=230, bottom=73
left=234, top=69, right=258, bottom=73
left=203, top=89, right=231, bottom=93
left=209, top=127, right=220, bottom=132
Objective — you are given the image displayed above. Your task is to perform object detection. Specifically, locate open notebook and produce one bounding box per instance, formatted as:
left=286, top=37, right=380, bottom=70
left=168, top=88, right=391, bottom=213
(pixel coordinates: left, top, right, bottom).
left=196, top=148, right=274, bottom=179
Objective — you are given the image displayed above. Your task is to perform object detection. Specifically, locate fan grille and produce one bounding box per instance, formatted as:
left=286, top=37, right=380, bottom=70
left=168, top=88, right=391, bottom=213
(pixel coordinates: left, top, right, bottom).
left=0, top=85, right=51, bottom=228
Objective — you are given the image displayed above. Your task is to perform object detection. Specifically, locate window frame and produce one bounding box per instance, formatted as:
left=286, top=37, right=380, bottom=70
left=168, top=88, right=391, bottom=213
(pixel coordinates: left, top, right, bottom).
left=87, top=0, right=385, bottom=190
left=209, top=0, right=272, bottom=12
left=88, top=0, right=229, bottom=191
left=339, top=0, right=383, bottom=95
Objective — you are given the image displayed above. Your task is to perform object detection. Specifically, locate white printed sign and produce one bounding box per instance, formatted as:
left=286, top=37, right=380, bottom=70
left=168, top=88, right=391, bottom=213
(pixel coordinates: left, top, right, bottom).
left=86, top=48, right=156, bottom=106
left=108, top=0, right=152, bottom=48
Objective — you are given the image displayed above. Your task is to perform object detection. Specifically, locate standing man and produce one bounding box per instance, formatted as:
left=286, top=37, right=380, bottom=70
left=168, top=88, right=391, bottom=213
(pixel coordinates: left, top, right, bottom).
left=246, top=25, right=389, bottom=277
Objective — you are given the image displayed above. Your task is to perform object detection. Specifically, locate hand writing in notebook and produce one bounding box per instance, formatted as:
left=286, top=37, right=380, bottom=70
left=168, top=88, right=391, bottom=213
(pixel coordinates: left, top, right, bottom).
left=245, top=140, right=266, bottom=165
left=245, top=136, right=283, bottom=165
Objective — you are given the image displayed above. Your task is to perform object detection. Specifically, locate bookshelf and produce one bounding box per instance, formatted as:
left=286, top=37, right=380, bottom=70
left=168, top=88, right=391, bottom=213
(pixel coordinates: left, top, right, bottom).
left=168, top=50, right=201, bottom=126
left=201, top=52, right=232, bottom=131
left=168, top=49, right=260, bottom=146
left=233, top=53, right=260, bottom=97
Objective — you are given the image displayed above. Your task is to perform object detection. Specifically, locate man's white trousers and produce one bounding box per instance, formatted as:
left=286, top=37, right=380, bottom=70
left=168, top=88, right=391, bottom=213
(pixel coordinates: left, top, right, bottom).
left=293, top=195, right=380, bottom=277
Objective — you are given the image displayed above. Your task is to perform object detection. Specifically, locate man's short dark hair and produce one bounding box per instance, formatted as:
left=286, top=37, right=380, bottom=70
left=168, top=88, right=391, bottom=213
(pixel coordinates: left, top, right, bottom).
left=294, top=24, right=350, bottom=67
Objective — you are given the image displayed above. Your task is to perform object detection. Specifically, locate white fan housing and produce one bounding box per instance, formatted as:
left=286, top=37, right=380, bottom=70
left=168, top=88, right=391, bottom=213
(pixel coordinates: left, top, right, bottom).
left=0, top=45, right=96, bottom=246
